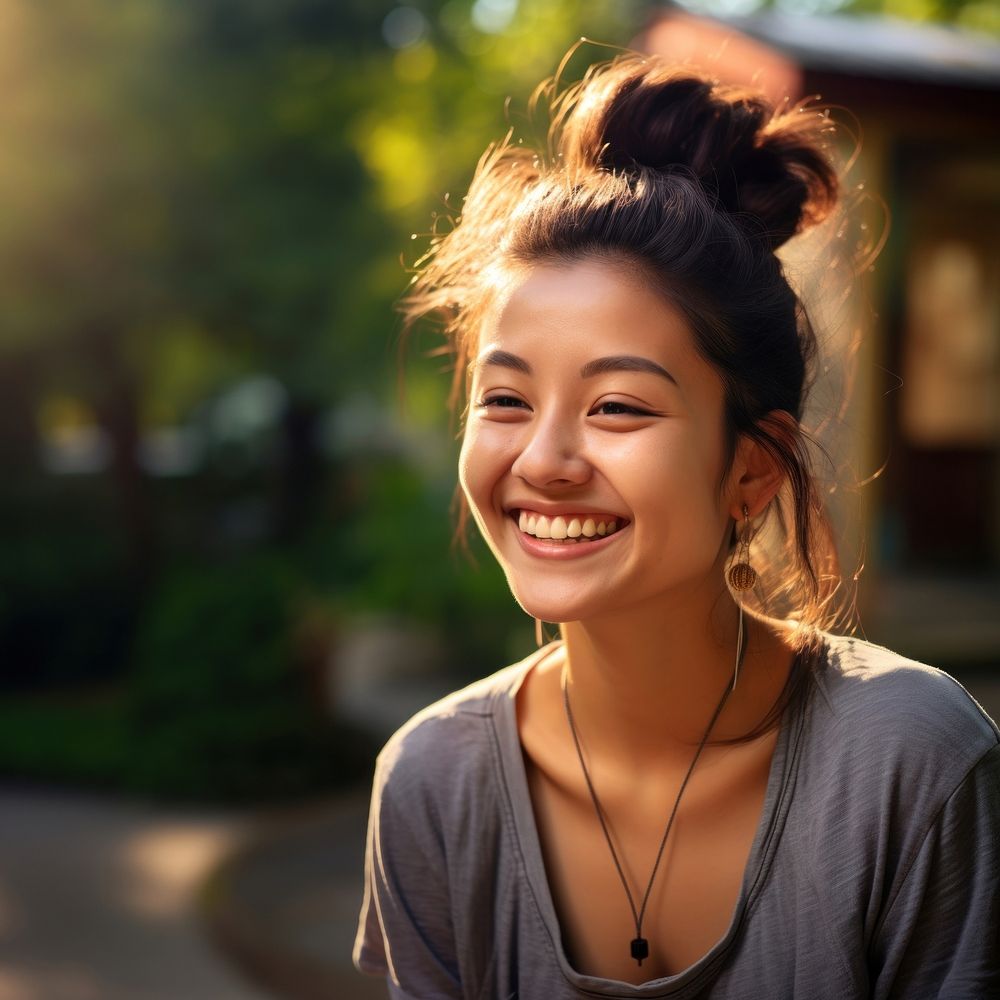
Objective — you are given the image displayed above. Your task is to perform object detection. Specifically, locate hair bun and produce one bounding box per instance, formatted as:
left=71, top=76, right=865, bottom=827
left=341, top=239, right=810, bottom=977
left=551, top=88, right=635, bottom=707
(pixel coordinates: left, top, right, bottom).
left=560, top=60, right=838, bottom=249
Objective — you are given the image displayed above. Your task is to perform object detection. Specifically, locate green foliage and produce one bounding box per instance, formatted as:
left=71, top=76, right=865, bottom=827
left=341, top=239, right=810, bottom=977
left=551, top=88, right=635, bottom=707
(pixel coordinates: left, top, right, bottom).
left=125, top=554, right=375, bottom=801
left=0, top=692, right=129, bottom=788
left=0, top=481, right=135, bottom=690
left=23, top=0, right=996, bottom=800
left=0, top=2, right=643, bottom=799
left=289, top=448, right=526, bottom=673
left=0, top=535, right=134, bottom=689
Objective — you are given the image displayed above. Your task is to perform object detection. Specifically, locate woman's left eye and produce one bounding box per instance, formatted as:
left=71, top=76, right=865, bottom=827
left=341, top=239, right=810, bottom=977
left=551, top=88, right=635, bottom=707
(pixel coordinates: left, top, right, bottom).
left=592, top=401, right=652, bottom=417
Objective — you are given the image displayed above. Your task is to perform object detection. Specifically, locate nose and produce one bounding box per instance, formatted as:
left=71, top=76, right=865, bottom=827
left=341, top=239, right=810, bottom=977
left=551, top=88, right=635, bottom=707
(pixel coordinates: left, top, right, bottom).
left=510, top=410, right=592, bottom=488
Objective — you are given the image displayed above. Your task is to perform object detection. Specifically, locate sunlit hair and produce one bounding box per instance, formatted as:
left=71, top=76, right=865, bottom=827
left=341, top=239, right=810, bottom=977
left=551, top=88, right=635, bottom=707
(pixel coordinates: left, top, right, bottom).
left=402, top=50, right=859, bottom=642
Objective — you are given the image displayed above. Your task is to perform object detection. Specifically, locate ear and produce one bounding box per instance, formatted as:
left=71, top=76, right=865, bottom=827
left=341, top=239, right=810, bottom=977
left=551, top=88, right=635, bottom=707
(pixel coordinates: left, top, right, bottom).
left=728, top=410, right=798, bottom=520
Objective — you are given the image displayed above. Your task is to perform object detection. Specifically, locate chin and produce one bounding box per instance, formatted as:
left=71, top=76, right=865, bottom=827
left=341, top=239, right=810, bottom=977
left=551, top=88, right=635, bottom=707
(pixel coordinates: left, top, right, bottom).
left=505, top=579, right=598, bottom=627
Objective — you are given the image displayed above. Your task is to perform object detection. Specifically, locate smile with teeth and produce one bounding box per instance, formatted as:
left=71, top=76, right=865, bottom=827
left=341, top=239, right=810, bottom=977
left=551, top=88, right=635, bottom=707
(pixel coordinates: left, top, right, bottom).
left=515, top=510, right=623, bottom=544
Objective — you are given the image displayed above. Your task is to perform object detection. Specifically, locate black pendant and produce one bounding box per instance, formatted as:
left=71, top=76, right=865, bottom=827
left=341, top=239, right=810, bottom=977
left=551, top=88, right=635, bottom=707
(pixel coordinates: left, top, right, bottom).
left=630, top=937, right=649, bottom=965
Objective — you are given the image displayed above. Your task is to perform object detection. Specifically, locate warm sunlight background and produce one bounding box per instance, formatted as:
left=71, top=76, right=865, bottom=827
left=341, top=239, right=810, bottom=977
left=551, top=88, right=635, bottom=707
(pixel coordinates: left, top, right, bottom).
left=0, top=1, right=996, bottom=998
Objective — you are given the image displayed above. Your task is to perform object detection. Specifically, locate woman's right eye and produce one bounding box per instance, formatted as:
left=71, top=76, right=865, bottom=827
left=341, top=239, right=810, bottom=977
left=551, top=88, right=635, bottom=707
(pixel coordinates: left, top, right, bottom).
left=478, top=395, right=528, bottom=409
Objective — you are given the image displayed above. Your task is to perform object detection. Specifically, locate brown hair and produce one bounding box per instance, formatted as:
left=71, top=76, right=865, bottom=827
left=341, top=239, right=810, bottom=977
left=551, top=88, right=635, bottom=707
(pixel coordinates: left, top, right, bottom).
left=403, top=52, right=851, bottom=635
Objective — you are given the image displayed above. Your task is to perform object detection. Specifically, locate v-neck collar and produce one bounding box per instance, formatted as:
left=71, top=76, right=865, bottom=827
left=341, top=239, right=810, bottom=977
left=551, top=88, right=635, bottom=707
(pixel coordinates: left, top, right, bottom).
left=490, top=640, right=813, bottom=998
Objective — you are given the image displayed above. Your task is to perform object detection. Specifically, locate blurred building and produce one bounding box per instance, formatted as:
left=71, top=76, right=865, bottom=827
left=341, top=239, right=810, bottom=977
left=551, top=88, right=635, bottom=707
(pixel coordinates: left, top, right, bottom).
left=640, top=7, right=1000, bottom=668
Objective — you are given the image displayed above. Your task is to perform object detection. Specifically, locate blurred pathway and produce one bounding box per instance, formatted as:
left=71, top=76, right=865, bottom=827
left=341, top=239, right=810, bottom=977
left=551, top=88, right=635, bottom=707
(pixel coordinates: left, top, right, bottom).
left=1, top=669, right=995, bottom=1000
left=0, top=788, right=273, bottom=1000
left=205, top=790, right=385, bottom=1000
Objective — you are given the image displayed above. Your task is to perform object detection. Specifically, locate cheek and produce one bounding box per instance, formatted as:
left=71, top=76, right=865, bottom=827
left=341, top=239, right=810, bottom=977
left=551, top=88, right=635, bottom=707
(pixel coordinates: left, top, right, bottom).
left=458, top=423, right=507, bottom=518
left=457, top=430, right=480, bottom=510
left=634, top=431, right=729, bottom=537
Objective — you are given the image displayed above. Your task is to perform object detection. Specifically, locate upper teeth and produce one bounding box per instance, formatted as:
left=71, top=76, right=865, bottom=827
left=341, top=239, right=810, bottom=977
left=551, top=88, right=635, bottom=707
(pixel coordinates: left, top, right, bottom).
left=517, top=511, right=618, bottom=539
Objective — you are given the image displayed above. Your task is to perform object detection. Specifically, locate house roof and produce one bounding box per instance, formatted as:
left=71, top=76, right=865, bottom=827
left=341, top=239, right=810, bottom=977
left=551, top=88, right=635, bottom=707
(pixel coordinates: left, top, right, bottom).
left=718, top=11, right=1000, bottom=88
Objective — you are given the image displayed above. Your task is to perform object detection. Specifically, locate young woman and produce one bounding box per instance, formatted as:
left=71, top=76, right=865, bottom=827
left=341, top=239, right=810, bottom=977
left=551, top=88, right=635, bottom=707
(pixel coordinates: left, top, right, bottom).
left=354, top=53, right=999, bottom=999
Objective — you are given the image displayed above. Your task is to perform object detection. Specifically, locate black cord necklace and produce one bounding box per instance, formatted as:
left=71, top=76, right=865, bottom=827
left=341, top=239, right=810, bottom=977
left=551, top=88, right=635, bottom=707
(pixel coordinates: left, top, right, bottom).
left=560, top=607, right=746, bottom=968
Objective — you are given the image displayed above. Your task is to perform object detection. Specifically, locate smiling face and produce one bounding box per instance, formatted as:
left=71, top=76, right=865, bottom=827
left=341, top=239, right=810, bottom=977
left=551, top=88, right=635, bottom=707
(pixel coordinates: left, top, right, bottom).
left=459, top=256, right=744, bottom=626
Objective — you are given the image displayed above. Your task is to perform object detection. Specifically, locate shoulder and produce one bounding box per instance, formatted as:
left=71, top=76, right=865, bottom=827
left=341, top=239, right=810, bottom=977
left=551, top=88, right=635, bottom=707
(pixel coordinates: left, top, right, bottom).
left=799, top=632, right=998, bottom=805
left=812, top=631, right=998, bottom=755
left=372, top=647, right=543, bottom=807
left=784, top=634, right=999, bottom=906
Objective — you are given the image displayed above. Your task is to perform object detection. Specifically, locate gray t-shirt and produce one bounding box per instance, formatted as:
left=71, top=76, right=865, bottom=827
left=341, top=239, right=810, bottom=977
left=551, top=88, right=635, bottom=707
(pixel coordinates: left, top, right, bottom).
left=354, top=633, right=1000, bottom=999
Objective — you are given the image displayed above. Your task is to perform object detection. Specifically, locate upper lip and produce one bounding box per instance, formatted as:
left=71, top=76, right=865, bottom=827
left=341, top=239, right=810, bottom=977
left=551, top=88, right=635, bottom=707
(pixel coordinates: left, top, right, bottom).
left=504, top=500, right=630, bottom=521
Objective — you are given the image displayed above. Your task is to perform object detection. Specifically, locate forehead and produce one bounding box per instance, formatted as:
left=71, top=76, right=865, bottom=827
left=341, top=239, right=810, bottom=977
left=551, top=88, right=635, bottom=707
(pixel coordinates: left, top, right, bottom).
left=476, top=256, right=700, bottom=368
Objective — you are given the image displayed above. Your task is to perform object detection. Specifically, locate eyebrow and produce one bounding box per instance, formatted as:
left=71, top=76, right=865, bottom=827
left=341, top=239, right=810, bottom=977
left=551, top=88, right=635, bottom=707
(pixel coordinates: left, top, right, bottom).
left=476, top=349, right=677, bottom=386
left=477, top=349, right=532, bottom=375
left=580, top=355, right=678, bottom=386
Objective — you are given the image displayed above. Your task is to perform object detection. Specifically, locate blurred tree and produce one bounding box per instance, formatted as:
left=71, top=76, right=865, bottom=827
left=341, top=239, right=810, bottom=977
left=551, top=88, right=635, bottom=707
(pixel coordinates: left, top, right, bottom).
left=0, top=0, right=180, bottom=585
left=0, top=0, right=645, bottom=778
left=0, top=0, right=989, bottom=789
left=164, top=2, right=388, bottom=540
left=0, top=0, right=645, bottom=566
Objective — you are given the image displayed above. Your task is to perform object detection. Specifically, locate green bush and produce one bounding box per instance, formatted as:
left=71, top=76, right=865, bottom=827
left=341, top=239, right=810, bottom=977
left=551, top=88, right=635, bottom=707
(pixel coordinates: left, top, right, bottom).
left=0, top=517, right=135, bottom=691
left=125, top=553, right=374, bottom=801
left=338, top=457, right=526, bottom=676
left=0, top=691, right=129, bottom=788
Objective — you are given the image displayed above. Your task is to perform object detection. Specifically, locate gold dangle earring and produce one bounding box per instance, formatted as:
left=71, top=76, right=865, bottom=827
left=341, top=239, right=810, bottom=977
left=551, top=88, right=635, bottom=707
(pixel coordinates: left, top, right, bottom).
left=728, top=504, right=758, bottom=592
left=535, top=618, right=545, bottom=648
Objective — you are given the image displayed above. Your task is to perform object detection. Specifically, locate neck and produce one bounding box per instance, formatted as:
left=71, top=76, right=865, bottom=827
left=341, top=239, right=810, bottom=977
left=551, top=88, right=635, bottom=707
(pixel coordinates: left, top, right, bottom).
left=558, top=584, right=793, bottom=760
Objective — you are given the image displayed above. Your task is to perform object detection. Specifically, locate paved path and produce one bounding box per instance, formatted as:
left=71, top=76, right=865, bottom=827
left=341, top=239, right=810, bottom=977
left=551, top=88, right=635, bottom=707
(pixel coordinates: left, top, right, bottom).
left=0, top=788, right=274, bottom=1000
left=205, top=791, right=384, bottom=1000
left=1, top=669, right=996, bottom=1000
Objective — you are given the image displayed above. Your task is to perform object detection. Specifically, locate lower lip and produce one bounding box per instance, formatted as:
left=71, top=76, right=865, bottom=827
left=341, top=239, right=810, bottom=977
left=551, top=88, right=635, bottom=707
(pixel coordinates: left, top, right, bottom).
left=510, top=516, right=628, bottom=560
